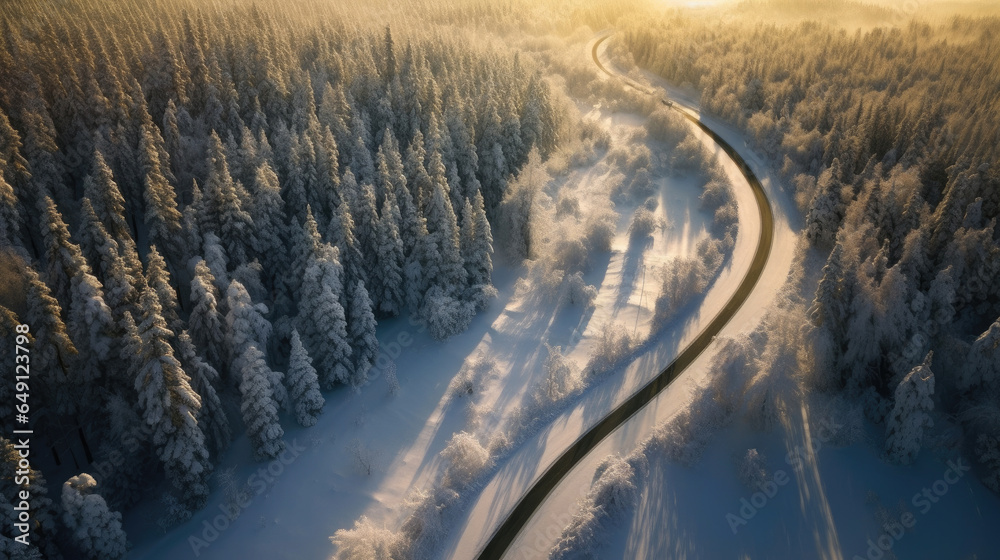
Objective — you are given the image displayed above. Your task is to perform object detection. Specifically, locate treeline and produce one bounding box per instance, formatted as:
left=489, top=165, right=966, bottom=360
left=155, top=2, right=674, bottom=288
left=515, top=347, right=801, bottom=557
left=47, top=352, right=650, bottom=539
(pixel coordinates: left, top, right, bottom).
left=0, top=0, right=562, bottom=556
left=617, top=13, right=1000, bottom=488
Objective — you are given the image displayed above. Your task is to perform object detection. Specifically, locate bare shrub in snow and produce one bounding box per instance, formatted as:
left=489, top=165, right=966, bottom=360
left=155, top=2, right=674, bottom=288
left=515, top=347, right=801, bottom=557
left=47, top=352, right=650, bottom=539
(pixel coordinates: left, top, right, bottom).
left=448, top=353, right=497, bottom=400
left=736, top=449, right=768, bottom=491
left=383, top=361, right=400, bottom=397
left=348, top=439, right=382, bottom=476
left=217, top=467, right=251, bottom=519
left=441, top=431, right=491, bottom=490
left=586, top=321, right=636, bottom=377
left=549, top=454, right=644, bottom=560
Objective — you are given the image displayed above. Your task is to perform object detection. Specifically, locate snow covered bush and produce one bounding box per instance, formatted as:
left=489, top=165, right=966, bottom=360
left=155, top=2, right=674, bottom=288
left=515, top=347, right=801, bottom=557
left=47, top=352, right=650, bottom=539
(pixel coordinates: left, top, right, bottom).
left=540, top=344, right=581, bottom=403
left=975, top=432, right=1000, bottom=493
left=671, top=135, right=711, bottom=172
left=645, top=106, right=688, bottom=148
left=582, top=206, right=618, bottom=254
left=422, top=286, right=475, bottom=341
left=549, top=454, right=643, bottom=560
left=330, top=515, right=402, bottom=560
left=552, top=237, right=591, bottom=273
left=585, top=321, right=636, bottom=377
left=885, top=352, right=935, bottom=464
left=627, top=207, right=661, bottom=243
left=651, top=257, right=708, bottom=330
left=741, top=310, right=804, bottom=430
left=441, top=431, right=490, bottom=489
left=561, top=272, right=598, bottom=308
left=62, top=474, right=128, bottom=560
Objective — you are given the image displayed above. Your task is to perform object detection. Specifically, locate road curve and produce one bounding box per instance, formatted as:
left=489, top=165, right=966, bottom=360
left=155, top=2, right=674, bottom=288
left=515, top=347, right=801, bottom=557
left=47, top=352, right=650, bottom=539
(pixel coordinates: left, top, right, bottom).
left=475, top=33, right=775, bottom=560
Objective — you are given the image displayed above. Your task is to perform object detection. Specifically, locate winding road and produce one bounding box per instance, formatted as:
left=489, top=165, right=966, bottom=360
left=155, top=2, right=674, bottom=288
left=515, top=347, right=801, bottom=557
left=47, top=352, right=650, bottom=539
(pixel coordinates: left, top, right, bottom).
left=474, top=33, right=775, bottom=560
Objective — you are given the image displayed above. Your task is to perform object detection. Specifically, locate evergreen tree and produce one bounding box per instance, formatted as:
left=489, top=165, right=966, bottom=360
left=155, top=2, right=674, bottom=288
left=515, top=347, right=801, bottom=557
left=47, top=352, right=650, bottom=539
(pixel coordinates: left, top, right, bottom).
left=21, top=264, right=77, bottom=402
left=140, top=124, right=185, bottom=266
left=225, top=280, right=283, bottom=407
left=461, top=189, right=496, bottom=309
left=347, top=279, right=378, bottom=386
left=374, top=189, right=405, bottom=316
left=134, top=284, right=212, bottom=511
left=327, top=198, right=366, bottom=289
left=146, top=246, right=182, bottom=333
left=177, top=331, right=231, bottom=458
left=961, top=317, right=1000, bottom=394
left=885, top=352, right=935, bottom=465
left=423, top=176, right=467, bottom=297
left=287, top=329, right=325, bottom=427
left=298, top=244, right=354, bottom=389
left=0, top=171, right=22, bottom=250
left=39, top=195, right=86, bottom=307
left=189, top=258, right=226, bottom=371
left=237, top=343, right=285, bottom=460
left=61, top=474, right=128, bottom=560
left=203, top=131, right=255, bottom=266
left=249, top=162, right=287, bottom=274
left=805, top=160, right=845, bottom=248
left=84, top=151, right=141, bottom=281
left=0, top=437, right=61, bottom=559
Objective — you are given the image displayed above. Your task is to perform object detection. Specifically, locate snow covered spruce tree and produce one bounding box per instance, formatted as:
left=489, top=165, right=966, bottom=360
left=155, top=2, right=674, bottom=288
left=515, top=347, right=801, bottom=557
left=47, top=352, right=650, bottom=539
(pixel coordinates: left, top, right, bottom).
left=134, top=284, right=213, bottom=511
left=188, top=258, right=226, bottom=372
left=61, top=474, right=128, bottom=560
left=299, top=242, right=356, bottom=389
left=238, top=343, right=286, bottom=460
left=287, top=329, right=325, bottom=426
left=885, top=352, right=935, bottom=464
left=226, top=279, right=284, bottom=407
left=0, top=0, right=563, bottom=527
left=177, top=331, right=232, bottom=458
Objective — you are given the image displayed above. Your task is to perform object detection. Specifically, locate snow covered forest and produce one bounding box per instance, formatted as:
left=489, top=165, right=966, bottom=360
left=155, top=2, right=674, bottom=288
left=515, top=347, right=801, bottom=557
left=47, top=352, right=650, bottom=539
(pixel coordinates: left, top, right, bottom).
left=1, top=0, right=999, bottom=558
left=613, top=2, right=1000, bottom=481
left=0, top=0, right=564, bottom=556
